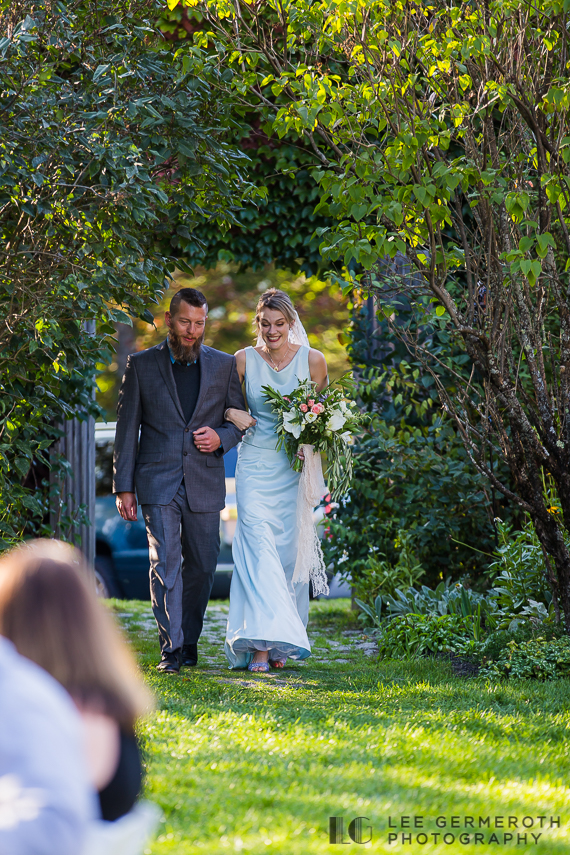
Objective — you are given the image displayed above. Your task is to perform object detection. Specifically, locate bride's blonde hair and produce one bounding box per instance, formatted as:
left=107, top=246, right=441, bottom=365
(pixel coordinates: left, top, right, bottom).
left=254, top=289, right=296, bottom=333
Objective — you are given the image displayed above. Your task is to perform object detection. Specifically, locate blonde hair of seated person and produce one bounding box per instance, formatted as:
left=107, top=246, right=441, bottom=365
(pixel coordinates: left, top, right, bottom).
left=0, top=539, right=153, bottom=788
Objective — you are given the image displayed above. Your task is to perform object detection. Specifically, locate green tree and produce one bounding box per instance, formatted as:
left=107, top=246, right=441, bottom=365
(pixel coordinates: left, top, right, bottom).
left=158, top=3, right=330, bottom=274
left=170, top=0, right=570, bottom=631
left=0, top=0, right=254, bottom=546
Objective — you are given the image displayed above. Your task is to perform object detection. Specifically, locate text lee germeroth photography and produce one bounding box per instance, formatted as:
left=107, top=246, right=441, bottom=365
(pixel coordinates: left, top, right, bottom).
left=329, top=815, right=562, bottom=847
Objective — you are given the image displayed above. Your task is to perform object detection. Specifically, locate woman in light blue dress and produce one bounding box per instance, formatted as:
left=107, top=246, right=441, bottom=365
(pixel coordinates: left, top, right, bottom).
left=223, top=289, right=328, bottom=672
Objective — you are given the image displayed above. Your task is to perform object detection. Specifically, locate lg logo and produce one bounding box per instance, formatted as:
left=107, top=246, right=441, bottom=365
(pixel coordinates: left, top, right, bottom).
left=329, top=817, right=372, bottom=844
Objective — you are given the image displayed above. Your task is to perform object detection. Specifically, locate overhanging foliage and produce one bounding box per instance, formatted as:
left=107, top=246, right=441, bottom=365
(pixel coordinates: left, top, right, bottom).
left=0, top=0, right=254, bottom=546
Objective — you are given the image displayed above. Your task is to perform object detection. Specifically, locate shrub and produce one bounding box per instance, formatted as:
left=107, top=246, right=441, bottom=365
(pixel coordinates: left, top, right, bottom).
left=350, top=529, right=424, bottom=606
left=356, top=580, right=492, bottom=639
left=479, top=637, right=570, bottom=681
left=474, top=624, right=564, bottom=664
left=324, top=412, right=501, bottom=593
left=376, top=613, right=478, bottom=660
left=486, top=518, right=555, bottom=621
left=0, top=0, right=250, bottom=546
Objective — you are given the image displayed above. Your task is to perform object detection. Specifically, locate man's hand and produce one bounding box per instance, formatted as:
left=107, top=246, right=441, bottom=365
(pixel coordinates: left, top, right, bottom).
left=116, top=492, right=137, bottom=521
left=193, top=426, right=221, bottom=454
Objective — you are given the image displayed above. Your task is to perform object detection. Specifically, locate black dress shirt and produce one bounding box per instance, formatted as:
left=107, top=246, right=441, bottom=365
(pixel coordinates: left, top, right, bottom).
left=172, top=359, right=200, bottom=424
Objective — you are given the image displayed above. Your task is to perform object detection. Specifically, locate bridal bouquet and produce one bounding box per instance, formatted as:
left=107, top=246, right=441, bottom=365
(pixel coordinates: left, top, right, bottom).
left=262, top=377, right=362, bottom=500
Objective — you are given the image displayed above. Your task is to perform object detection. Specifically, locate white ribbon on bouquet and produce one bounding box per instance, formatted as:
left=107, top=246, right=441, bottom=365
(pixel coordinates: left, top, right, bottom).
left=293, top=444, right=330, bottom=597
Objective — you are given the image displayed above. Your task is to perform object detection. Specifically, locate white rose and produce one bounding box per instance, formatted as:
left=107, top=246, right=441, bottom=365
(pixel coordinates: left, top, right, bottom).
left=326, top=411, right=346, bottom=432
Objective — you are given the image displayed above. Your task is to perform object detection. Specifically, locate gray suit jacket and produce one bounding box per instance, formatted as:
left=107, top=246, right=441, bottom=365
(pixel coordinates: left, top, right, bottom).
left=113, top=340, right=244, bottom=512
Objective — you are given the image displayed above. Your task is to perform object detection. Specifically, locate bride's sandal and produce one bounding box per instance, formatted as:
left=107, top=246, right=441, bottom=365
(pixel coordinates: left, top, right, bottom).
left=248, top=660, right=269, bottom=673
left=269, top=658, right=286, bottom=669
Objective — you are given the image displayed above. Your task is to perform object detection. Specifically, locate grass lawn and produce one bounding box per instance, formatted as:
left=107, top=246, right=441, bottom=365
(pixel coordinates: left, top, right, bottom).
left=114, top=598, right=570, bottom=854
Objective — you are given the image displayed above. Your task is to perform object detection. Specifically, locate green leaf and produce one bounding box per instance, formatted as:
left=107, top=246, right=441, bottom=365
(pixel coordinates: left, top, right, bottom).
left=414, top=185, right=427, bottom=205
left=14, top=458, right=30, bottom=478
left=351, top=203, right=368, bottom=221
left=536, top=232, right=555, bottom=258
left=111, top=309, right=133, bottom=325
left=528, top=260, right=542, bottom=286
left=93, top=64, right=110, bottom=82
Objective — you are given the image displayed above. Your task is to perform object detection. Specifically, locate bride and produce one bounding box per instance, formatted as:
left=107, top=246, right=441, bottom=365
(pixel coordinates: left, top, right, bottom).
left=223, top=288, right=328, bottom=671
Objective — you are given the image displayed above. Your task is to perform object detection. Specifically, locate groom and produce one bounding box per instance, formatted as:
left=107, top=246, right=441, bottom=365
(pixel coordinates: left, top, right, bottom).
left=113, top=287, right=244, bottom=673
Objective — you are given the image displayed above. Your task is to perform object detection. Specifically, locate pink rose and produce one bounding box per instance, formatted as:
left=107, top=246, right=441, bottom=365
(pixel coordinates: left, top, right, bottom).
left=308, top=399, right=315, bottom=406
left=300, top=403, right=308, bottom=412
left=311, top=405, right=321, bottom=414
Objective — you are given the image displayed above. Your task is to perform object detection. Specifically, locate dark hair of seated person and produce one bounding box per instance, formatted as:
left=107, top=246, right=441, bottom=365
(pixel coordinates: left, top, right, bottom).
left=0, top=539, right=153, bottom=821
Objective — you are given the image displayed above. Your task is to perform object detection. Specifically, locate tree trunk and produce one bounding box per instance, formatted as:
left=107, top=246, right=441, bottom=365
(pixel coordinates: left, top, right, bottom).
left=531, top=511, right=570, bottom=634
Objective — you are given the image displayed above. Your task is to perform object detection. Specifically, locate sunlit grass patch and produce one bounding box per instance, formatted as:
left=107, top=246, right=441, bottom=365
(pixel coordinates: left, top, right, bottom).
left=112, top=599, right=570, bottom=854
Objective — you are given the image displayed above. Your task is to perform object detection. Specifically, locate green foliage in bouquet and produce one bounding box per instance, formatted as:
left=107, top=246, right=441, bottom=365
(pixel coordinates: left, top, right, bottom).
left=263, top=376, right=364, bottom=500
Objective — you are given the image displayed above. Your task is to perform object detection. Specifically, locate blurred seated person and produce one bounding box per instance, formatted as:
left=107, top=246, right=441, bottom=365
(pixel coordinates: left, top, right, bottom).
left=0, top=634, right=94, bottom=855
left=0, top=540, right=153, bottom=823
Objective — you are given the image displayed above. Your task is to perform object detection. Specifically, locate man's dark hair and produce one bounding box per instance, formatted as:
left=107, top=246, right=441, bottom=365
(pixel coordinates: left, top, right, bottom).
left=169, top=287, right=208, bottom=316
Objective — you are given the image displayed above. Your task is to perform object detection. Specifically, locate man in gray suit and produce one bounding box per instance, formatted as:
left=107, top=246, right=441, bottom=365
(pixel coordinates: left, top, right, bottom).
left=113, top=288, right=244, bottom=673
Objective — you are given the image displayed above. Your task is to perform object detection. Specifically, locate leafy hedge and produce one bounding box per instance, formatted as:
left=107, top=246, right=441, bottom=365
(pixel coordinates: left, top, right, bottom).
left=360, top=519, right=570, bottom=680
left=0, top=0, right=251, bottom=547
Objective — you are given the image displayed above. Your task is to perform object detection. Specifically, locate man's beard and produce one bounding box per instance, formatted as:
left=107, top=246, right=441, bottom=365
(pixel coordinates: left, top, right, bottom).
left=168, top=330, right=204, bottom=363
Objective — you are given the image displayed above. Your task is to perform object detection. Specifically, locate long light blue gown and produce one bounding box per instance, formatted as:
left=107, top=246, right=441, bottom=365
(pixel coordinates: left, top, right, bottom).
left=224, top=345, right=312, bottom=668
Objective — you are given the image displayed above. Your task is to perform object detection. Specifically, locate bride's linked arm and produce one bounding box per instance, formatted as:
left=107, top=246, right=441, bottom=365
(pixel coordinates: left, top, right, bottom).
left=224, top=408, right=257, bottom=430
left=224, top=349, right=257, bottom=430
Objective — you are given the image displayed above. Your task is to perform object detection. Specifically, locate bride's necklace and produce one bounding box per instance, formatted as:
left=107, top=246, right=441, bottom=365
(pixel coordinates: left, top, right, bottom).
left=264, top=343, right=291, bottom=371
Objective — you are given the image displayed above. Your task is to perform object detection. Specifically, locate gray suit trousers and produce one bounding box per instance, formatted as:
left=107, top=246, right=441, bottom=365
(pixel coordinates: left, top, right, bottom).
left=142, top=481, right=221, bottom=654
